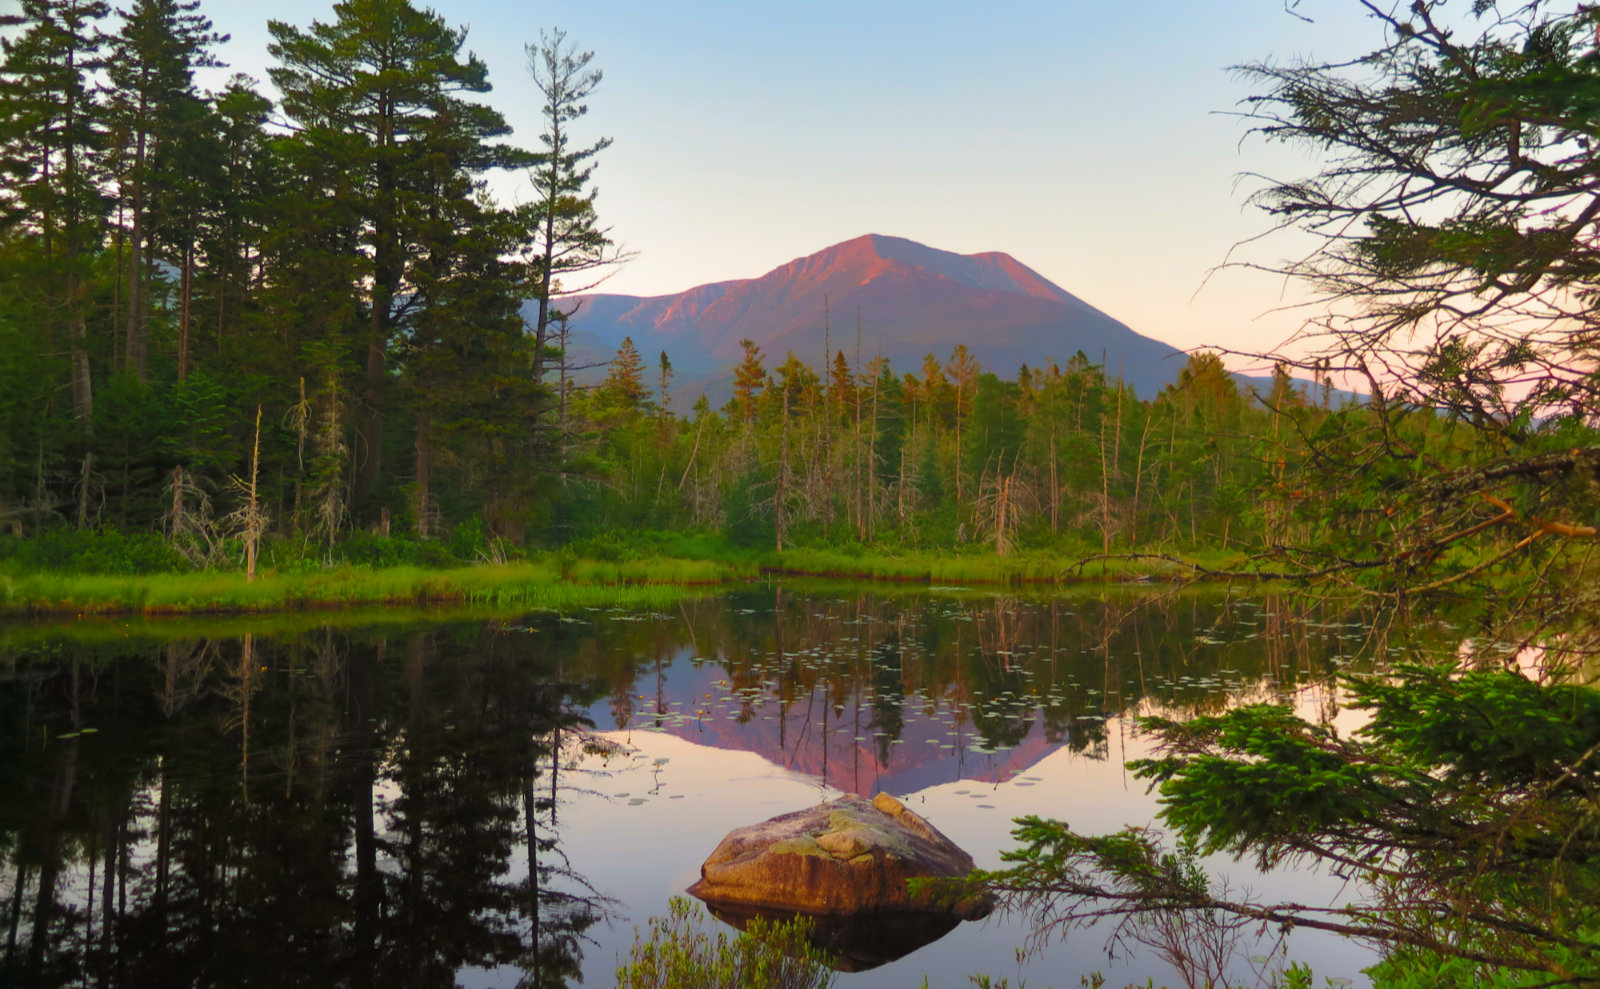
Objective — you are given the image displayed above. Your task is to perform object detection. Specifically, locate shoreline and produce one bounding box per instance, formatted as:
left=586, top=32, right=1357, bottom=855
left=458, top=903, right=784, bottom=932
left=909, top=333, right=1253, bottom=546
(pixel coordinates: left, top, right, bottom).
left=0, top=549, right=1260, bottom=617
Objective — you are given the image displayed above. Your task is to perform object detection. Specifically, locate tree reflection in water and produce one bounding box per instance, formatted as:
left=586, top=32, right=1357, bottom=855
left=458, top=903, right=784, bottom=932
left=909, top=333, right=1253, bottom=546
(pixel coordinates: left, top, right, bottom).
left=0, top=625, right=612, bottom=989
left=0, top=587, right=1387, bottom=987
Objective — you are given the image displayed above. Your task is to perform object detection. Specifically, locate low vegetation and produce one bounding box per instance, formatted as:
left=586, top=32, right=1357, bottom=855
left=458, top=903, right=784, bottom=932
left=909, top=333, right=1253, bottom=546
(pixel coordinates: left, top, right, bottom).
left=0, top=549, right=746, bottom=615
left=615, top=897, right=835, bottom=989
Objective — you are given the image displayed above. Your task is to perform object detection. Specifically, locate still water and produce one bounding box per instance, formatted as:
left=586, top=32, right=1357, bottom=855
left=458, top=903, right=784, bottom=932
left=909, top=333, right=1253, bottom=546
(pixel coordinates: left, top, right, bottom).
left=0, top=585, right=1390, bottom=988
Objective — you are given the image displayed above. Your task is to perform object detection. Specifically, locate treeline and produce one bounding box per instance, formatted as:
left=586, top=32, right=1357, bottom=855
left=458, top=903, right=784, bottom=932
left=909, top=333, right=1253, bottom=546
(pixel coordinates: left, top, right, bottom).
left=0, top=0, right=1475, bottom=570
left=566, top=339, right=1347, bottom=556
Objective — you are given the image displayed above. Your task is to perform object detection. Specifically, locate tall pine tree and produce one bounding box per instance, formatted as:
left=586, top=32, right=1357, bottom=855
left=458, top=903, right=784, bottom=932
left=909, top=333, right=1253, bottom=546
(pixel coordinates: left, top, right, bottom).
left=268, top=0, right=529, bottom=516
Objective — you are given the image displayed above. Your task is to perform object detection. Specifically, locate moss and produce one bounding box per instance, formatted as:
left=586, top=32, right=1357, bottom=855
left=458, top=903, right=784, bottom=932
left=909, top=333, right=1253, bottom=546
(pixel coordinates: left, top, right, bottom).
left=823, top=810, right=916, bottom=859
left=769, top=836, right=829, bottom=858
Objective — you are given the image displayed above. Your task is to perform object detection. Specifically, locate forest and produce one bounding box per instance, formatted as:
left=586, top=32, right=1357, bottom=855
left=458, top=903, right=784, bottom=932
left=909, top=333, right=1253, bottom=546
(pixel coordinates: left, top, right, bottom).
left=0, top=0, right=1480, bottom=586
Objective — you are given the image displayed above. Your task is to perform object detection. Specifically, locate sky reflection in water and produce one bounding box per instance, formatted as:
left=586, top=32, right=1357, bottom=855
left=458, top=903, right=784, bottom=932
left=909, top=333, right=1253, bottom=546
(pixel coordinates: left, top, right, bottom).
left=0, top=587, right=1387, bottom=988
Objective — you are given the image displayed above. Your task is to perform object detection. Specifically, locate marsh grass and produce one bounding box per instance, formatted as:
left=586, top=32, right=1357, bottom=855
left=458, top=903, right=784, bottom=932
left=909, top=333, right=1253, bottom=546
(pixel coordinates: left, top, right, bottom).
left=0, top=556, right=750, bottom=616
left=0, top=524, right=1263, bottom=616
left=760, top=547, right=1207, bottom=584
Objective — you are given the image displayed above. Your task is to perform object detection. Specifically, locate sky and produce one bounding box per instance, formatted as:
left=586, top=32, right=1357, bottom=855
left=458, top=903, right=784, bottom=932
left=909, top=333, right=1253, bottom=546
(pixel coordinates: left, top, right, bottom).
left=95, top=0, right=1400, bottom=365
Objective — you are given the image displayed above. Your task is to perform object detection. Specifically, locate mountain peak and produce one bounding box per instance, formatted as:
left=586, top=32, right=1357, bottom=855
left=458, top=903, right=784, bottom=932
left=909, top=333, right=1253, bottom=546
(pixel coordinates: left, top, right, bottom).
left=559, top=234, right=1188, bottom=402
left=781, top=234, right=1082, bottom=307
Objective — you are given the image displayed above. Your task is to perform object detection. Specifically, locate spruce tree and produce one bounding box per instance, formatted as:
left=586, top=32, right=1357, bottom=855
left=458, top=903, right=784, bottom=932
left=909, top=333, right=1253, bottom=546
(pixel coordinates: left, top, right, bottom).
left=268, top=0, right=529, bottom=515
left=105, top=0, right=225, bottom=382
left=519, top=28, right=627, bottom=387
left=0, top=0, right=111, bottom=431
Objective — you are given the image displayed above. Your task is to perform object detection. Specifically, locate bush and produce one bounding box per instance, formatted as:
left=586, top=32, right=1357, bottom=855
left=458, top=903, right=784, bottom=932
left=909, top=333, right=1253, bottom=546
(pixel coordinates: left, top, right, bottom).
left=334, top=531, right=459, bottom=568
left=0, top=528, right=190, bottom=574
left=616, top=897, right=835, bottom=989
left=566, top=531, right=633, bottom=563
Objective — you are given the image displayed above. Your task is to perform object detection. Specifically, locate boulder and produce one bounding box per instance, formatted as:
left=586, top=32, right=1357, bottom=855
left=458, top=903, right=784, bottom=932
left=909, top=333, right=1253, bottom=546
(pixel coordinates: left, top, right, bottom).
left=686, top=792, right=992, bottom=920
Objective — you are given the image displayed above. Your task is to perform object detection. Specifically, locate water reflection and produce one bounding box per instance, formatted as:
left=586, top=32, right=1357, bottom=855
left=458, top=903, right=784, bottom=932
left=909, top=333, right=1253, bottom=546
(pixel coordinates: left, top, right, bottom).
left=0, top=625, right=609, bottom=989
left=0, top=586, right=1375, bottom=988
left=598, top=589, right=1362, bottom=798
left=704, top=903, right=961, bottom=973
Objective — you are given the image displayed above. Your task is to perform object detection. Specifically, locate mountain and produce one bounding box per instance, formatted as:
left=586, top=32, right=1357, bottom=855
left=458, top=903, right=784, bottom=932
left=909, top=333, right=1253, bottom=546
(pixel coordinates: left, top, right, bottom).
left=556, top=234, right=1195, bottom=404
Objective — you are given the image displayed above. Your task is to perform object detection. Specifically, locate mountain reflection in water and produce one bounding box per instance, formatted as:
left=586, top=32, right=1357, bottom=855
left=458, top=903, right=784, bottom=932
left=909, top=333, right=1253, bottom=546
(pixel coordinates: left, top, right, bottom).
left=0, top=587, right=1372, bottom=988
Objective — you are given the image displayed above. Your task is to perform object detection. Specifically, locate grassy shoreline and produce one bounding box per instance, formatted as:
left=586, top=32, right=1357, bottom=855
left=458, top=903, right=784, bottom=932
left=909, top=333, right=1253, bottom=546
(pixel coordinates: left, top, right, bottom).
left=0, top=556, right=748, bottom=616
left=0, top=545, right=1261, bottom=616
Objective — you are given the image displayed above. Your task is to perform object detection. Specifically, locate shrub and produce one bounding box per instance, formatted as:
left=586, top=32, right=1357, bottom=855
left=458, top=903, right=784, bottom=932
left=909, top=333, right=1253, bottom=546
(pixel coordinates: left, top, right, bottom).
left=0, top=528, right=190, bottom=574
left=615, top=897, right=835, bottom=989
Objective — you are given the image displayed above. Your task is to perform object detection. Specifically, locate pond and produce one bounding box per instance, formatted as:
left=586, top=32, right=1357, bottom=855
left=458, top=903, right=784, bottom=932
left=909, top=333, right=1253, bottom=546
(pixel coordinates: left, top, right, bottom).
left=0, top=585, right=1394, bottom=988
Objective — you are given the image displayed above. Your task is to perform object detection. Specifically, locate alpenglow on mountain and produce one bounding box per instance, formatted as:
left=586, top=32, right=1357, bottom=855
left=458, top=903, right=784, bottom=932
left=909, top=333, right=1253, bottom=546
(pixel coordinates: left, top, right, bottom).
left=558, top=234, right=1192, bottom=403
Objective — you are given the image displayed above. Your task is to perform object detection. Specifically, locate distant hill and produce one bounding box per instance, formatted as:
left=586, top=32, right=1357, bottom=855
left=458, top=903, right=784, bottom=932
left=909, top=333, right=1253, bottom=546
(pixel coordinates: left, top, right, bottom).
left=551, top=234, right=1205, bottom=406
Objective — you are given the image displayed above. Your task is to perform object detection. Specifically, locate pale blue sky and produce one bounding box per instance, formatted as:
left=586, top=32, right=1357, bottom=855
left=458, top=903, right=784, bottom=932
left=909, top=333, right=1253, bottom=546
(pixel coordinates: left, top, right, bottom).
left=193, top=2, right=1388, bottom=360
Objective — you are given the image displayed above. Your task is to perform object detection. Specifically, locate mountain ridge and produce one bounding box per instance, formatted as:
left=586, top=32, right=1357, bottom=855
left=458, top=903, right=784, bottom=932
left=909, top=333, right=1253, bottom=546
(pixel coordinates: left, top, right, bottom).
left=557, top=234, right=1196, bottom=403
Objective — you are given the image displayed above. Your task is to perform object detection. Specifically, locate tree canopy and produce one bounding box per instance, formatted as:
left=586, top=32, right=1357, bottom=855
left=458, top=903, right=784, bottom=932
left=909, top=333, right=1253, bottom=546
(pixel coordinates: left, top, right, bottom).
left=972, top=4, right=1600, bottom=985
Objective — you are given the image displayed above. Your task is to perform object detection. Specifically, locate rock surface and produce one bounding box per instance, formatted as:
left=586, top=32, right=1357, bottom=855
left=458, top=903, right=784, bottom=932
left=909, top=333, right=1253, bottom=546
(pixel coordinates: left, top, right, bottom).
left=686, top=792, right=992, bottom=920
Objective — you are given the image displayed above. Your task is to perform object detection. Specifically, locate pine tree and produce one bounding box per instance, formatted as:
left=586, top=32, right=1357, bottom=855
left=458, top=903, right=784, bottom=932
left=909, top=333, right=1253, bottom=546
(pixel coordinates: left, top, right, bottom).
left=730, top=339, right=765, bottom=426
left=192, top=77, right=274, bottom=371
left=597, top=336, right=648, bottom=415
left=268, top=0, right=529, bottom=514
left=519, top=28, right=626, bottom=388
left=0, top=0, right=111, bottom=431
left=105, top=0, right=225, bottom=381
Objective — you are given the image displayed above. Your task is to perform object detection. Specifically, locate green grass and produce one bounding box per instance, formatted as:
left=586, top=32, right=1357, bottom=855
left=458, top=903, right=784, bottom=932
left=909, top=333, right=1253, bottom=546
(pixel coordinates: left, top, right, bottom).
left=0, top=527, right=1275, bottom=616
left=0, top=556, right=754, bottom=616
left=756, top=546, right=1232, bottom=584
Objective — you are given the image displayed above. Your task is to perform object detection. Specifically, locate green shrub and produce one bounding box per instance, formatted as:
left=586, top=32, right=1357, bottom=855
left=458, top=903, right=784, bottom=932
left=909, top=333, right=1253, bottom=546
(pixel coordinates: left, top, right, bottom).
left=567, top=531, right=633, bottom=563
left=335, top=532, right=459, bottom=568
left=448, top=515, right=488, bottom=560
left=615, top=897, right=835, bottom=989
left=0, top=528, right=190, bottom=575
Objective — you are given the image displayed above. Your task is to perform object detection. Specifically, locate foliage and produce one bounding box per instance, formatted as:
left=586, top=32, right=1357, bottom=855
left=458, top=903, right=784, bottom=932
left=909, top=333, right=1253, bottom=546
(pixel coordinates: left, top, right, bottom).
left=0, top=527, right=189, bottom=574
left=975, top=663, right=1600, bottom=986
left=1222, top=1, right=1600, bottom=619
left=615, top=896, right=836, bottom=989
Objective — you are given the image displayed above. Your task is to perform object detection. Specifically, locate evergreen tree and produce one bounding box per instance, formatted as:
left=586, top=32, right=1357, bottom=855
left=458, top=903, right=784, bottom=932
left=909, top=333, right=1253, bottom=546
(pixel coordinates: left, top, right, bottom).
left=0, top=0, right=111, bottom=432
left=192, top=77, right=274, bottom=372
left=268, top=0, right=528, bottom=515
left=105, top=0, right=225, bottom=382
left=596, top=336, right=648, bottom=416
left=519, top=28, right=626, bottom=389
left=729, top=338, right=765, bottom=426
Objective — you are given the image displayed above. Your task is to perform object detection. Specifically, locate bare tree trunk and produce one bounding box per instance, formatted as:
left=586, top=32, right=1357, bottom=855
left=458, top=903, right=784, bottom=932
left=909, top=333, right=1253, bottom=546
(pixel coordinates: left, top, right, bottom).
left=776, top=389, right=789, bottom=552
left=1049, top=423, right=1059, bottom=534
left=1131, top=411, right=1154, bottom=546
left=68, top=275, right=92, bottom=426
left=76, top=451, right=93, bottom=530
left=1099, top=403, right=1112, bottom=553
left=246, top=407, right=261, bottom=581
left=866, top=367, right=878, bottom=544
left=677, top=415, right=705, bottom=491
left=995, top=473, right=1011, bottom=556
left=413, top=412, right=431, bottom=538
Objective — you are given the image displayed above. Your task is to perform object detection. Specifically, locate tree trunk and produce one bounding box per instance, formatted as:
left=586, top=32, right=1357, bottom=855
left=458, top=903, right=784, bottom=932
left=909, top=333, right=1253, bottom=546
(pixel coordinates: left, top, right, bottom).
left=414, top=412, right=431, bottom=538
left=245, top=407, right=261, bottom=581
left=177, top=241, right=194, bottom=382
left=776, top=389, right=789, bottom=552
left=124, top=124, right=147, bottom=382
left=68, top=271, right=92, bottom=426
